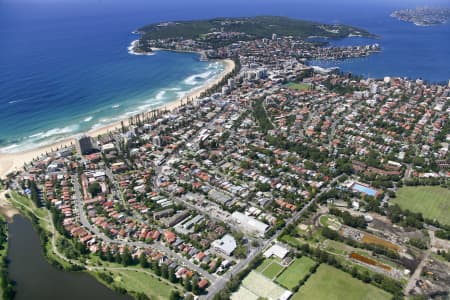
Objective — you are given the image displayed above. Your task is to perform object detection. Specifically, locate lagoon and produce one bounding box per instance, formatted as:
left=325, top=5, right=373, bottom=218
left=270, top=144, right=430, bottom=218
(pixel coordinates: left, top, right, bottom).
left=7, top=215, right=131, bottom=300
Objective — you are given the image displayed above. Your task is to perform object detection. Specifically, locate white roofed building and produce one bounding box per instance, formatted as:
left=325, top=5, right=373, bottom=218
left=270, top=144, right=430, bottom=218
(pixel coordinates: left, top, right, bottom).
left=263, top=244, right=289, bottom=259
left=212, top=234, right=237, bottom=256
left=231, top=212, right=269, bottom=237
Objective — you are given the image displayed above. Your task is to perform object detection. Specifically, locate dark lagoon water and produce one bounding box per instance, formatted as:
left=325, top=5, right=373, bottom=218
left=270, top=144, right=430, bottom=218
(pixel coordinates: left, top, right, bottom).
left=0, top=0, right=449, bottom=149
left=7, top=215, right=131, bottom=300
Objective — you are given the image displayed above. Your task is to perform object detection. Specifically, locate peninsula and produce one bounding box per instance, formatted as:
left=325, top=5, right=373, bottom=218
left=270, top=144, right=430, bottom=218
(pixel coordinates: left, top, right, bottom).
left=391, top=7, right=450, bottom=26
left=132, top=16, right=377, bottom=54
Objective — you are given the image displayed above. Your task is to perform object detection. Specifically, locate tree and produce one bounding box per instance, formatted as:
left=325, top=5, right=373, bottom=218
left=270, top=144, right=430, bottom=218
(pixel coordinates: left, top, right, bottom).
left=183, top=277, right=192, bottom=292
left=168, top=267, right=177, bottom=283
left=192, top=277, right=201, bottom=295
left=169, top=291, right=180, bottom=300
left=115, top=251, right=122, bottom=264
left=234, top=245, right=248, bottom=259
left=152, top=260, right=161, bottom=276
left=88, top=182, right=102, bottom=197
left=139, top=252, right=149, bottom=268
left=28, top=180, right=41, bottom=207
left=121, top=247, right=133, bottom=266
left=161, top=263, right=169, bottom=279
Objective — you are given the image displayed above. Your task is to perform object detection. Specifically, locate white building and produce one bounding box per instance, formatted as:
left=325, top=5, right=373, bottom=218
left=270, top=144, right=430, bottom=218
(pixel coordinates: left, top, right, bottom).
left=231, top=212, right=268, bottom=237
left=212, top=234, right=237, bottom=256
left=153, top=135, right=161, bottom=147
left=263, top=244, right=289, bottom=259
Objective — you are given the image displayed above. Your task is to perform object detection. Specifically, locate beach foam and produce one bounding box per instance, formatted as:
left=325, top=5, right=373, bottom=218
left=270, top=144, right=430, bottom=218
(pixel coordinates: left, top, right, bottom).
left=155, top=90, right=167, bottom=101
left=207, top=61, right=221, bottom=69
left=39, top=124, right=80, bottom=139
left=90, top=123, right=107, bottom=131
left=84, top=116, right=93, bottom=122
left=29, top=132, right=44, bottom=138
left=0, top=144, right=20, bottom=153
left=183, top=70, right=213, bottom=85
left=127, top=40, right=155, bottom=56
left=6, top=125, right=81, bottom=152
left=176, top=91, right=188, bottom=99
left=0, top=133, right=76, bottom=154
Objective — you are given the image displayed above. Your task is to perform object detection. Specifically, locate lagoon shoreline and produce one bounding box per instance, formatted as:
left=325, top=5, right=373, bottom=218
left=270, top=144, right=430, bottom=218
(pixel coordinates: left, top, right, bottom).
left=0, top=55, right=235, bottom=179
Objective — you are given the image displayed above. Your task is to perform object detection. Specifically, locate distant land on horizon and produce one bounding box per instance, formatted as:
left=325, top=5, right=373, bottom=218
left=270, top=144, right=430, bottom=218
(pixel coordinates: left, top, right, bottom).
left=135, top=16, right=376, bottom=52
left=391, top=7, right=450, bottom=26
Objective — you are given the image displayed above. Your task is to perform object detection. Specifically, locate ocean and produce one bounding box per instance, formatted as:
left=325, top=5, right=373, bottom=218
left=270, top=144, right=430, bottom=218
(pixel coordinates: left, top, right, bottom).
left=1, top=0, right=449, bottom=153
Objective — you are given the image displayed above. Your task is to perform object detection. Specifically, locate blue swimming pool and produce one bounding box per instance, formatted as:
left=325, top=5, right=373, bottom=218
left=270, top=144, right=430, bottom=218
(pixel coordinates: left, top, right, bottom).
left=352, top=183, right=377, bottom=197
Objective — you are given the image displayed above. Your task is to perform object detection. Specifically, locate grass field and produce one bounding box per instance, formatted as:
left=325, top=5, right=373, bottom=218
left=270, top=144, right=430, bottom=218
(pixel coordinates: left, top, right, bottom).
left=231, top=286, right=258, bottom=300
left=276, top=257, right=316, bottom=290
left=255, top=258, right=274, bottom=272
left=319, top=215, right=341, bottom=230
left=281, top=235, right=303, bottom=247
left=261, top=261, right=284, bottom=279
left=10, top=191, right=48, bottom=220
left=96, top=269, right=177, bottom=300
left=285, top=82, right=311, bottom=91
left=393, top=186, right=450, bottom=225
left=242, top=271, right=289, bottom=300
left=291, top=265, right=392, bottom=300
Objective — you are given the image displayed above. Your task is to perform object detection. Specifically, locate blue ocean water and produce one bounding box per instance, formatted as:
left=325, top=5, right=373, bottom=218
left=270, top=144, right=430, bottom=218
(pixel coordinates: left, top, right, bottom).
left=0, top=1, right=226, bottom=152
left=1, top=0, right=449, bottom=152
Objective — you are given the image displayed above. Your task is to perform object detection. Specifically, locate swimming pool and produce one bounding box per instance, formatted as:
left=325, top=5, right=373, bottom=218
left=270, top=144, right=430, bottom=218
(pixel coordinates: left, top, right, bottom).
left=352, top=183, right=377, bottom=197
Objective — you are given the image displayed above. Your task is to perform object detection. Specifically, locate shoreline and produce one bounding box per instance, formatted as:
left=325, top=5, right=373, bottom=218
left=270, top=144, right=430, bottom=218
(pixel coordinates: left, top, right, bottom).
left=0, top=56, right=235, bottom=179
left=128, top=39, right=155, bottom=56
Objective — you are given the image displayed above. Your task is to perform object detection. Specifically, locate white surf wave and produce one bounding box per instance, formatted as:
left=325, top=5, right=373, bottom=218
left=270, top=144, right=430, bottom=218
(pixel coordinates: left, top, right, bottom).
left=37, top=124, right=80, bottom=139
left=127, top=40, right=155, bottom=56
left=0, top=131, right=78, bottom=154
left=112, top=104, right=121, bottom=108
left=90, top=123, right=105, bottom=131
left=155, top=90, right=166, bottom=101
left=29, top=132, right=44, bottom=138
left=124, top=110, right=141, bottom=117
left=167, top=87, right=181, bottom=91
left=8, top=100, right=23, bottom=104
left=0, top=144, right=20, bottom=153
left=207, top=61, right=221, bottom=69
left=84, top=116, right=93, bottom=122
left=183, top=71, right=213, bottom=85
left=176, top=91, right=188, bottom=98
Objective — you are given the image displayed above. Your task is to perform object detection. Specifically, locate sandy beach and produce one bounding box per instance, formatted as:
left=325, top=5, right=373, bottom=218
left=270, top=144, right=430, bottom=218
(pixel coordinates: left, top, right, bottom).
left=0, top=58, right=235, bottom=179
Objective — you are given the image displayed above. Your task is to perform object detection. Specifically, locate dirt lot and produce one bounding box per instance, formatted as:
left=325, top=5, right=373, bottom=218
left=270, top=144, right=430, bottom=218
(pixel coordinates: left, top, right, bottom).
left=415, top=259, right=450, bottom=298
